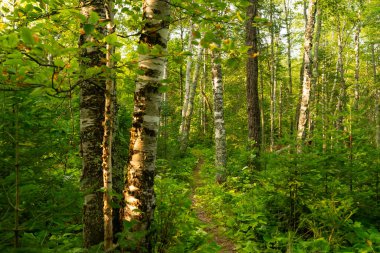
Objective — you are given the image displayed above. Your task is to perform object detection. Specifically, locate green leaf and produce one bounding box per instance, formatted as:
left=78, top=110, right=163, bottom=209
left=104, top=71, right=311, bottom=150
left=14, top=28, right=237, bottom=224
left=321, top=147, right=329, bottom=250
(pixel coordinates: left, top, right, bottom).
left=20, top=28, right=34, bottom=45
left=137, top=43, right=150, bottom=55
left=83, top=24, right=95, bottom=34
left=7, top=33, right=19, bottom=48
left=158, top=85, right=169, bottom=93
left=105, top=33, right=118, bottom=45
left=88, top=11, right=100, bottom=24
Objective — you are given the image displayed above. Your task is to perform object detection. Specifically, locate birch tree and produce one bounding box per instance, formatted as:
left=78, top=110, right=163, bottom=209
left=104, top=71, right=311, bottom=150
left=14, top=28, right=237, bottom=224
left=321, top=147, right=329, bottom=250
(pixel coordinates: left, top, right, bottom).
left=297, top=0, right=317, bottom=150
left=211, top=48, right=227, bottom=182
left=79, top=0, right=108, bottom=247
left=180, top=45, right=203, bottom=153
left=122, top=0, right=170, bottom=251
left=101, top=0, right=114, bottom=250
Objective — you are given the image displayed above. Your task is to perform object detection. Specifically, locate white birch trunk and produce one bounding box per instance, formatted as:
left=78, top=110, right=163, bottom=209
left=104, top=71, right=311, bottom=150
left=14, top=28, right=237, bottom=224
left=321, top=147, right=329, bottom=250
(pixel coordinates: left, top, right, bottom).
left=297, top=0, right=317, bottom=151
left=211, top=50, right=227, bottom=182
left=79, top=0, right=108, bottom=247
left=102, top=0, right=114, bottom=250
left=180, top=45, right=203, bottom=152
left=354, top=23, right=361, bottom=111
left=180, top=24, right=194, bottom=135
left=122, top=0, right=170, bottom=251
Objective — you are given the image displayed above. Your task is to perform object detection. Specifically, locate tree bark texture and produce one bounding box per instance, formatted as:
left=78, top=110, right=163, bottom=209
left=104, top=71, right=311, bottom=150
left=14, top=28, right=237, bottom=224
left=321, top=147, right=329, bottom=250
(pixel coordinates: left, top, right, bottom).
left=211, top=50, right=227, bottom=181
left=180, top=24, right=194, bottom=137
left=296, top=0, right=317, bottom=150
left=79, top=0, right=108, bottom=247
left=246, top=0, right=261, bottom=150
left=269, top=0, right=276, bottom=151
left=180, top=45, right=203, bottom=153
left=102, top=0, right=114, bottom=250
left=335, top=20, right=347, bottom=131
left=307, top=5, right=321, bottom=140
left=122, top=0, right=170, bottom=251
left=372, top=44, right=379, bottom=148
left=284, top=0, right=293, bottom=135
left=354, top=23, right=361, bottom=111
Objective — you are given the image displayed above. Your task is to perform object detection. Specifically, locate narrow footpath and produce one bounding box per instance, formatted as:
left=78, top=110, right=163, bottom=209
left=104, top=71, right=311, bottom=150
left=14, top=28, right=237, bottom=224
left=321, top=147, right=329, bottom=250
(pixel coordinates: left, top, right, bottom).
left=191, top=158, right=236, bottom=253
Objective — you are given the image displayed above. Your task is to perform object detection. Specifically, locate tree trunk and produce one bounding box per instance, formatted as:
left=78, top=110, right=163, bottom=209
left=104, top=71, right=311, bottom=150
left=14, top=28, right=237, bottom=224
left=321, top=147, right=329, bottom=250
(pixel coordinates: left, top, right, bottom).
left=284, top=0, right=293, bottom=135
left=79, top=0, right=108, bottom=247
left=180, top=24, right=194, bottom=136
left=180, top=45, right=203, bottom=153
left=335, top=20, right=347, bottom=131
left=354, top=23, right=361, bottom=111
left=122, top=0, right=170, bottom=251
left=102, top=1, right=114, bottom=250
left=201, top=49, right=209, bottom=135
left=307, top=6, right=322, bottom=140
left=296, top=0, right=317, bottom=151
left=246, top=0, right=261, bottom=152
left=269, top=0, right=275, bottom=151
left=211, top=50, right=227, bottom=182
left=372, top=44, right=379, bottom=148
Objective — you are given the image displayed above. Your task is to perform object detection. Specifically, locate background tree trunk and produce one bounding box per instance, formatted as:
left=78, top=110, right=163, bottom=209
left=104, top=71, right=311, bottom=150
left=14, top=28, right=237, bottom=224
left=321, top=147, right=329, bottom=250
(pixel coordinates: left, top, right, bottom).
left=297, top=0, right=317, bottom=150
left=102, top=0, right=114, bottom=250
left=180, top=24, right=194, bottom=137
left=246, top=0, right=261, bottom=153
left=284, top=0, right=294, bottom=135
left=211, top=50, right=227, bottom=182
left=354, top=23, right=361, bottom=111
left=180, top=45, right=203, bottom=153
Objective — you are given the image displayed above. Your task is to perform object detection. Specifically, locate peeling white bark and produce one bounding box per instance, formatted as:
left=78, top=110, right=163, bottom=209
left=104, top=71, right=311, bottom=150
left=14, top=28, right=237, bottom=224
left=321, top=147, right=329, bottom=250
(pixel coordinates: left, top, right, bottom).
left=297, top=0, right=317, bottom=152
left=122, top=0, right=170, bottom=251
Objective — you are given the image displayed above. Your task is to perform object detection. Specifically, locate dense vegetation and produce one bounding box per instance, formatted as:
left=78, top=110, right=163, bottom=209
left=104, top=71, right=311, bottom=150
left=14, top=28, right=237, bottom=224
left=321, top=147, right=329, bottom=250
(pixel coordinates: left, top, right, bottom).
left=0, top=0, right=379, bottom=252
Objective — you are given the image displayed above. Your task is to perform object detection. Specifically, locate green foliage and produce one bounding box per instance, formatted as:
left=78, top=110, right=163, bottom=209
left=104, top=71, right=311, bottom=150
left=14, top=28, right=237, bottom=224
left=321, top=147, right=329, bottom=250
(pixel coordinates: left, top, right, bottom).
left=153, top=156, right=220, bottom=252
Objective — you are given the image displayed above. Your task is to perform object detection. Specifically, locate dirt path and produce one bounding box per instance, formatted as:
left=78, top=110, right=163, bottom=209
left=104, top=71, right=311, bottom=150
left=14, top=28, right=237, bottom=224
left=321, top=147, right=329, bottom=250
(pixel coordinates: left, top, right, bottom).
left=191, top=158, right=236, bottom=253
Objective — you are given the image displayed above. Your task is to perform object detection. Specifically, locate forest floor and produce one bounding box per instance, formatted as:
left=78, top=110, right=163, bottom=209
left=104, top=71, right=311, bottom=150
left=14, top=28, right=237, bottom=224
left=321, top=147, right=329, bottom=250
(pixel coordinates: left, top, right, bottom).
left=191, top=157, right=236, bottom=253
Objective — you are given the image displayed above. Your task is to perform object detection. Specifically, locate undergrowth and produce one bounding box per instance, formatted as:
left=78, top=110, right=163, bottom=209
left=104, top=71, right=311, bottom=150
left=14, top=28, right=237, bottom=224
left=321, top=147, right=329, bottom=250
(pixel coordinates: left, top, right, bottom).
left=192, top=146, right=380, bottom=253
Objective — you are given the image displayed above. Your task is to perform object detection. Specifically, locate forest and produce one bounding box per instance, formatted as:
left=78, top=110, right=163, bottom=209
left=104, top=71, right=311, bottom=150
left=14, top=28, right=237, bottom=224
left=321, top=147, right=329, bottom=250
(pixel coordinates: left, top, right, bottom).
left=0, top=0, right=380, bottom=252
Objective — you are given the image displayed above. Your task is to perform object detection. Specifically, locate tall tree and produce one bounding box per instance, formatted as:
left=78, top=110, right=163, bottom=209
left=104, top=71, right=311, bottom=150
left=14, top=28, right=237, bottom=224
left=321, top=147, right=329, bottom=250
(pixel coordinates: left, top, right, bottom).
left=354, top=21, right=361, bottom=111
left=180, top=45, right=203, bottom=153
left=179, top=23, right=194, bottom=142
left=335, top=19, right=347, bottom=131
left=246, top=0, right=261, bottom=154
left=79, top=0, right=108, bottom=247
left=296, top=0, right=317, bottom=150
left=211, top=47, right=227, bottom=182
left=122, top=0, right=170, bottom=251
left=101, top=0, right=115, bottom=250
left=284, top=0, right=294, bottom=134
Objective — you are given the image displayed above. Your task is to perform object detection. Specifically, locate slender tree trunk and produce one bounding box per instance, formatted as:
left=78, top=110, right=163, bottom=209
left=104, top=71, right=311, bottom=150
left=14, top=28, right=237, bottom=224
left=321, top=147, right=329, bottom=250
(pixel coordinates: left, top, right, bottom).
left=354, top=23, right=361, bottom=111
left=79, top=0, right=108, bottom=247
left=284, top=0, right=293, bottom=135
left=269, top=0, right=275, bottom=151
left=335, top=20, right=347, bottom=131
left=122, top=0, right=170, bottom=251
left=180, top=45, right=203, bottom=153
left=180, top=23, right=194, bottom=136
left=102, top=1, right=114, bottom=250
left=260, top=54, right=266, bottom=148
left=372, top=44, right=379, bottom=148
left=211, top=50, right=227, bottom=182
left=162, top=59, right=168, bottom=158
left=201, top=50, right=208, bottom=135
left=296, top=0, right=317, bottom=151
left=246, top=0, right=261, bottom=153
left=14, top=103, right=20, bottom=248
left=308, top=6, right=321, bottom=140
